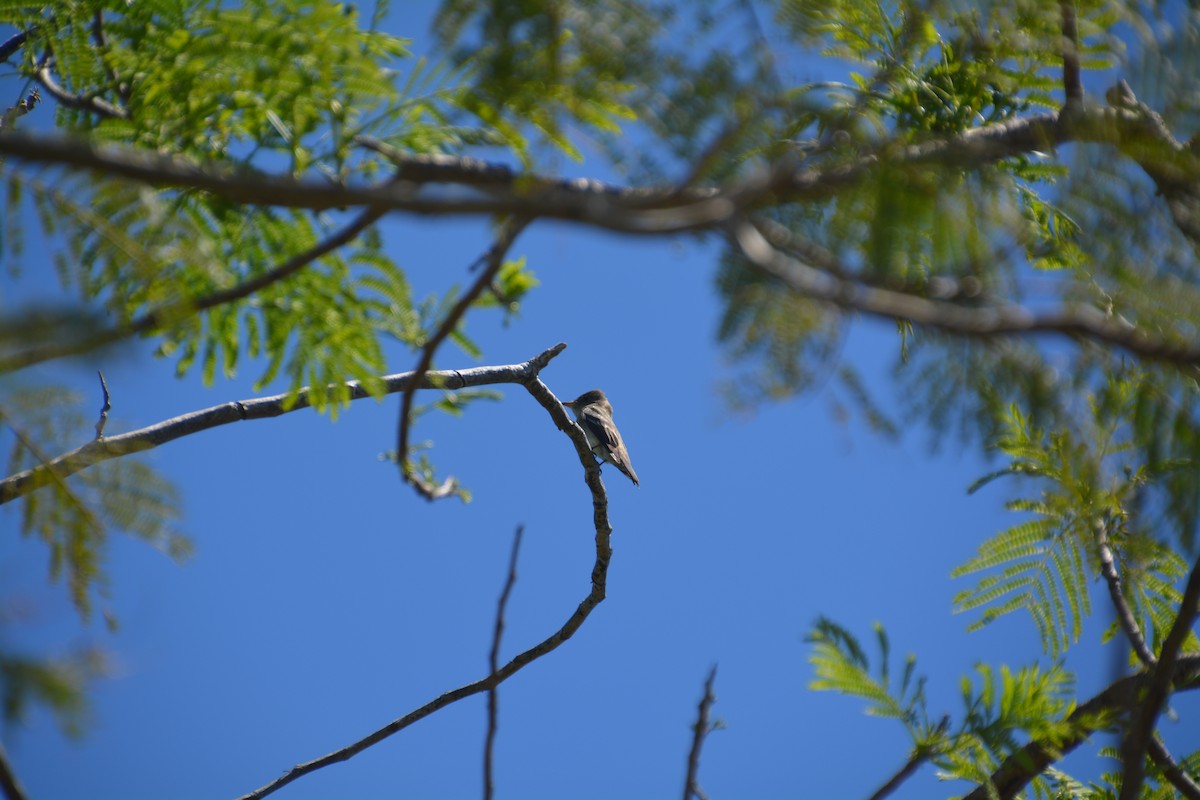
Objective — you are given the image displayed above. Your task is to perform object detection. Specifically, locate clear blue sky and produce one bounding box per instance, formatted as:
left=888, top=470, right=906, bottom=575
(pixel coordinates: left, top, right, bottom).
left=3, top=4, right=1198, bottom=800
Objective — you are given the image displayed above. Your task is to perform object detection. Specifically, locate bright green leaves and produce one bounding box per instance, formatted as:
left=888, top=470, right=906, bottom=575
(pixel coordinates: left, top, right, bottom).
left=73, top=0, right=409, bottom=167
left=1, top=386, right=189, bottom=625
left=954, top=406, right=1098, bottom=657
left=808, top=619, right=1091, bottom=794
left=809, top=618, right=927, bottom=727
left=956, top=379, right=1196, bottom=659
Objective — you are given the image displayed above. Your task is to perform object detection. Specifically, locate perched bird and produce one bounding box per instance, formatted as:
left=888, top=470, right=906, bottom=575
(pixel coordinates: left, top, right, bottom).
left=562, top=389, right=640, bottom=486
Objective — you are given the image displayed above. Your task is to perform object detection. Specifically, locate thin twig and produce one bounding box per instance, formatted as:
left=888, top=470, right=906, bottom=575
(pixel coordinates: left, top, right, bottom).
left=1148, top=734, right=1200, bottom=800
left=235, top=375, right=613, bottom=800
left=94, top=370, right=111, bottom=440
left=867, top=716, right=948, bottom=800
left=0, top=740, right=29, bottom=800
left=1095, top=517, right=1157, bottom=667
left=0, top=88, right=39, bottom=130
left=396, top=216, right=529, bottom=499
left=961, top=654, right=1200, bottom=800
left=484, top=525, right=525, bottom=800
left=0, top=343, right=567, bottom=506
left=729, top=219, right=1200, bottom=368
left=0, top=207, right=384, bottom=374
left=682, top=665, right=719, bottom=800
left=1119, top=555, right=1200, bottom=800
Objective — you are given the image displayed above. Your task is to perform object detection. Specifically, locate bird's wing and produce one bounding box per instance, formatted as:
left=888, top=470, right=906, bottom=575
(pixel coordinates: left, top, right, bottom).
left=579, top=406, right=621, bottom=450
left=580, top=406, right=640, bottom=486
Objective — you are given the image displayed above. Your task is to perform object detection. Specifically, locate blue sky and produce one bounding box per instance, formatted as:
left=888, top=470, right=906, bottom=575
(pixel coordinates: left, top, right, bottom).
left=3, top=3, right=1199, bottom=800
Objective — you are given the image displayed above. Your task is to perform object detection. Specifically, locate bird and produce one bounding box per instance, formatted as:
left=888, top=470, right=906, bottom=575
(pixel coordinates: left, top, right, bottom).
left=562, top=389, right=640, bottom=486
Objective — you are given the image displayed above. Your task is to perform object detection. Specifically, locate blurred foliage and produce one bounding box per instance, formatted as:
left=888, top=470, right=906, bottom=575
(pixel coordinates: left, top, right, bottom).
left=0, top=0, right=1197, bottom=791
left=0, top=644, right=108, bottom=738
left=1, top=385, right=189, bottom=624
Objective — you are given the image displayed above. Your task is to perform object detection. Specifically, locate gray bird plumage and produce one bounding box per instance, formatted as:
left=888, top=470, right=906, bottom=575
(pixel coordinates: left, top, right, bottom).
left=562, top=389, right=640, bottom=486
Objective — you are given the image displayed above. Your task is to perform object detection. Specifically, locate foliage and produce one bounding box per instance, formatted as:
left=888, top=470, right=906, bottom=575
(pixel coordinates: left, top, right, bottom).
left=0, top=0, right=1199, bottom=796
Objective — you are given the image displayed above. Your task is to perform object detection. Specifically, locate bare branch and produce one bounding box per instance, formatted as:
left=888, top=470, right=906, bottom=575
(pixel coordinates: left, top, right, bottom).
left=0, top=207, right=384, bottom=374
left=1119, top=555, right=1200, bottom=800
left=396, top=217, right=530, bottom=499
left=484, top=525, right=525, bottom=800
left=1095, top=517, right=1157, bottom=667
left=0, top=343, right=567, bottom=506
left=729, top=219, right=1200, bottom=367
left=0, top=740, right=29, bottom=800
left=961, top=654, right=1200, bottom=800
left=235, top=375, right=614, bottom=800
left=682, top=665, right=719, bottom=800
left=1148, top=735, right=1200, bottom=800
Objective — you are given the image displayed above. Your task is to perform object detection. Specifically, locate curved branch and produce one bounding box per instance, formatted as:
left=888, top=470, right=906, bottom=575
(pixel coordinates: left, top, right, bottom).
left=0, top=207, right=384, bottom=374
left=0, top=29, right=31, bottom=63
left=396, top=216, right=529, bottom=499
left=0, top=343, right=567, bottom=506
left=235, top=375, right=614, bottom=800
left=33, top=65, right=127, bottom=119
left=961, top=654, right=1200, bottom=800
left=729, top=220, right=1200, bottom=367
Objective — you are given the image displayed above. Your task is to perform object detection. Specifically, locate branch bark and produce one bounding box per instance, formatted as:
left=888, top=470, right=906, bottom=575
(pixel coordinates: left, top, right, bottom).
left=235, top=376, right=615, bottom=800
left=1095, top=518, right=1157, bottom=667
left=0, top=343, right=567, bottom=506
left=729, top=220, right=1200, bottom=367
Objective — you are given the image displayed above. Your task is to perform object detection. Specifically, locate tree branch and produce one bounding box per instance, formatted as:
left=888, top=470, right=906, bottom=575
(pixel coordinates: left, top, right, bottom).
left=0, top=29, right=31, bottom=63
left=0, top=740, right=29, bottom=800
left=2, top=100, right=1197, bottom=235
left=961, top=654, right=1200, bottom=800
left=1060, top=0, right=1082, bottom=105
left=484, top=525, right=524, bottom=800
left=1095, top=517, right=1157, bottom=667
left=0, top=343, right=567, bottom=506
left=729, top=219, right=1200, bottom=367
left=1119, top=555, right=1200, bottom=800
left=0, top=207, right=384, bottom=374
left=235, top=375, right=614, bottom=800
left=682, top=665, right=719, bottom=800
left=396, top=216, right=529, bottom=499
left=1148, top=734, right=1200, bottom=800
left=33, top=64, right=126, bottom=119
